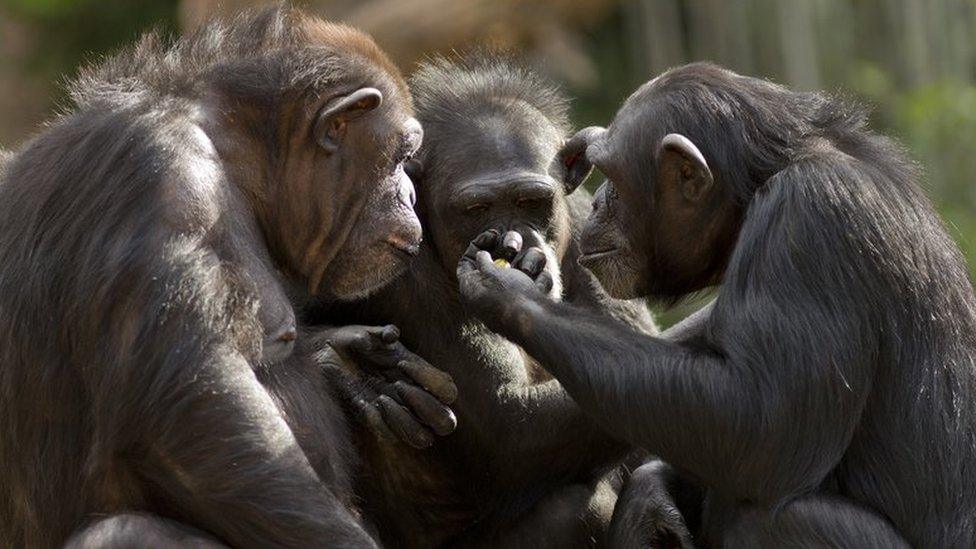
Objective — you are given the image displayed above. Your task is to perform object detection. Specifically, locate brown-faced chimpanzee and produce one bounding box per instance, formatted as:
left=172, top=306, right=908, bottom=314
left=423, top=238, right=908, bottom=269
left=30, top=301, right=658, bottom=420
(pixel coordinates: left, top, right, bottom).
left=313, top=53, right=657, bottom=547
left=456, top=62, right=976, bottom=548
left=0, top=8, right=457, bottom=548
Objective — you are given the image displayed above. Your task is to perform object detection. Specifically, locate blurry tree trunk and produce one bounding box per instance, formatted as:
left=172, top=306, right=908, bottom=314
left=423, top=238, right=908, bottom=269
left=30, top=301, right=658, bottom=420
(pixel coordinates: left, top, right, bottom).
left=940, top=0, right=974, bottom=84
left=777, top=0, right=820, bottom=90
left=900, top=0, right=933, bottom=87
left=627, top=0, right=685, bottom=77
left=686, top=0, right=754, bottom=74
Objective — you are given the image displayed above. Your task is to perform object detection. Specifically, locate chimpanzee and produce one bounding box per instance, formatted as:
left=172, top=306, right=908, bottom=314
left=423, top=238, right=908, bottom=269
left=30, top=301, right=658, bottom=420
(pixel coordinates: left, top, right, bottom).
left=456, top=62, right=976, bottom=548
left=0, top=8, right=456, bottom=548
left=313, top=53, right=657, bottom=547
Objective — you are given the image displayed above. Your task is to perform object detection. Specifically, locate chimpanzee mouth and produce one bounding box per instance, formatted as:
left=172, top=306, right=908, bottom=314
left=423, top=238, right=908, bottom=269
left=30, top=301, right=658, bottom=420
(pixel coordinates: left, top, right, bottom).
left=578, top=247, right=619, bottom=264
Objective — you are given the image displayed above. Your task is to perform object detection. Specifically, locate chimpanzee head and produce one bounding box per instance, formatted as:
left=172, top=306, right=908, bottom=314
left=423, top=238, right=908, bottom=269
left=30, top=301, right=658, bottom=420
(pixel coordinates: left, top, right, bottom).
left=560, top=63, right=818, bottom=301
left=194, top=9, right=423, bottom=301
left=407, top=53, right=590, bottom=296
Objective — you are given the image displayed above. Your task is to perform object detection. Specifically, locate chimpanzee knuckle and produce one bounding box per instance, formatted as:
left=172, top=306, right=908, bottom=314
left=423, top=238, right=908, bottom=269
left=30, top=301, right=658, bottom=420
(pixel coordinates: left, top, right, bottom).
left=356, top=330, right=384, bottom=353
left=377, top=395, right=434, bottom=449
left=363, top=325, right=386, bottom=338
left=379, top=324, right=400, bottom=344
left=387, top=341, right=414, bottom=362
left=361, top=401, right=398, bottom=443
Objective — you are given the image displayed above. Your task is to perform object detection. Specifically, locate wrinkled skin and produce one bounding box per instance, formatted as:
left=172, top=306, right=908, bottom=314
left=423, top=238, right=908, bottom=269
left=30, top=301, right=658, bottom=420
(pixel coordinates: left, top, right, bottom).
left=458, top=63, right=975, bottom=548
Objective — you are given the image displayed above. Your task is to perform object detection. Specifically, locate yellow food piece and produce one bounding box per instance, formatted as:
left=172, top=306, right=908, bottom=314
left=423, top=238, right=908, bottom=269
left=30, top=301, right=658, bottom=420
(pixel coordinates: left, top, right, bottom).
left=493, top=258, right=511, bottom=269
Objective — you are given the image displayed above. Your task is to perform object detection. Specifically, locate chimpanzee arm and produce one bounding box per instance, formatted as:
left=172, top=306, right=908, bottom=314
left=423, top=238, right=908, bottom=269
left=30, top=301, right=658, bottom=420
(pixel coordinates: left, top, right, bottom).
left=99, top=244, right=375, bottom=549
left=458, top=157, right=879, bottom=504
left=659, top=301, right=713, bottom=343
left=328, top=263, right=630, bottom=486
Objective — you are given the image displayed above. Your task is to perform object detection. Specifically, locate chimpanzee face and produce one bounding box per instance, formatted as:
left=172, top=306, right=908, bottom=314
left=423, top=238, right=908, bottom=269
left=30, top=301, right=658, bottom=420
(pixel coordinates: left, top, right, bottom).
left=576, top=118, right=658, bottom=300
left=417, top=102, right=569, bottom=294
left=269, top=70, right=424, bottom=302
left=306, top=81, right=424, bottom=301
left=574, top=94, right=740, bottom=302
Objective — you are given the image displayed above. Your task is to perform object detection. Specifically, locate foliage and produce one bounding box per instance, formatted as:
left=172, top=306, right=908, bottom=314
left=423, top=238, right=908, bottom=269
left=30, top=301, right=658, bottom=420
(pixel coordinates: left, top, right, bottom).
left=4, top=0, right=180, bottom=107
left=850, top=63, right=976, bottom=275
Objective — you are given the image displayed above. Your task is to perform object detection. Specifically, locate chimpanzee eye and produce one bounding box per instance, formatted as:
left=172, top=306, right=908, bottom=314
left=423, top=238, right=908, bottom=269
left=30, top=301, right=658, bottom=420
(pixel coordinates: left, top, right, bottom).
left=466, top=204, right=489, bottom=215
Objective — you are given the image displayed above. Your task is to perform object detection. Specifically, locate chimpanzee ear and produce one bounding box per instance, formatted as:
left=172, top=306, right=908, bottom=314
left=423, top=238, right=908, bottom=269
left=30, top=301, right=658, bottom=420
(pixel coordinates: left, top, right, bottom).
left=314, top=87, right=383, bottom=153
left=659, top=133, right=712, bottom=202
left=554, top=126, right=604, bottom=194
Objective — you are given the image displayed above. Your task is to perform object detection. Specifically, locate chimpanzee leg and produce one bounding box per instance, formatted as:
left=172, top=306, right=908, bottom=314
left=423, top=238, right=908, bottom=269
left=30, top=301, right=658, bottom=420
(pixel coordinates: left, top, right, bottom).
left=65, top=513, right=225, bottom=549
left=608, top=461, right=697, bottom=549
left=722, top=494, right=910, bottom=549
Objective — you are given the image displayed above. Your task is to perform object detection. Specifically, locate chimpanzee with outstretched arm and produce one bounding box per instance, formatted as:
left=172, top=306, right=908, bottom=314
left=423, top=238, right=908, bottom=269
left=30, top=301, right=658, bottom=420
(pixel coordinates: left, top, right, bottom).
left=456, top=63, right=976, bottom=548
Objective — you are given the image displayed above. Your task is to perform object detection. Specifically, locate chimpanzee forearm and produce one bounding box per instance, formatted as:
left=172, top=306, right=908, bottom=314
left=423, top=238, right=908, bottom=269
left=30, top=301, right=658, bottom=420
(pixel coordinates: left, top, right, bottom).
left=474, top=296, right=732, bottom=487
left=483, top=292, right=864, bottom=503
left=659, top=300, right=714, bottom=343
left=137, top=347, right=375, bottom=548
left=444, top=342, right=630, bottom=486
left=340, top=272, right=629, bottom=486
left=66, top=514, right=226, bottom=548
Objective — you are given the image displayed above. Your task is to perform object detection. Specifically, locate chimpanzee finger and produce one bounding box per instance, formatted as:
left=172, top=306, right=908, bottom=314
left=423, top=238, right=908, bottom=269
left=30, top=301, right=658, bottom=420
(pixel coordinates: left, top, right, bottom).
left=346, top=332, right=408, bottom=373
left=474, top=250, right=495, bottom=271
left=394, top=381, right=457, bottom=436
left=353, top=396, right=398, bottom=443
left=340, top=328, right=377, bottom=355
left=367, top=324, right=399, bottom=345
left=377, top=395, right=435, bottom=449
left=535, top=271, right=554, bottom=294
left=398, top=358, right=458, bottom=404
left=514, top=247, right=547, bottom=278
left=498, top=231, right=523, bottom=262
left=462, top=229, right=500, bottom=261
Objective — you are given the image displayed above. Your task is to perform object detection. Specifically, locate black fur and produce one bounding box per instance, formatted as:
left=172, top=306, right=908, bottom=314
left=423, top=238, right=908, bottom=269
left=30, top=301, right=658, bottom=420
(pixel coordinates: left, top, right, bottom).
left=313, top=53, right=656, bottom=547
left=457, top=63, right=976, bottom=548
left=0, top=7, right=423, bottom=548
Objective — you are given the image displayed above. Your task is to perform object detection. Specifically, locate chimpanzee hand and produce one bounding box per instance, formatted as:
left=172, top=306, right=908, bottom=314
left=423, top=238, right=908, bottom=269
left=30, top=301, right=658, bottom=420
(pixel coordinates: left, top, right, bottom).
left=456, top=229, right=555, bottom=326
left=306, top=325, right=458, bottom=449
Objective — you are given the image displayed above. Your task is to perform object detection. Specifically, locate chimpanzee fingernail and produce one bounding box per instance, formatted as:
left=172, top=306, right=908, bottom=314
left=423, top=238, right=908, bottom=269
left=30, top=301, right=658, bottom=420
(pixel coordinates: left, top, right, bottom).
left=501, top=232, right=522, bottom=255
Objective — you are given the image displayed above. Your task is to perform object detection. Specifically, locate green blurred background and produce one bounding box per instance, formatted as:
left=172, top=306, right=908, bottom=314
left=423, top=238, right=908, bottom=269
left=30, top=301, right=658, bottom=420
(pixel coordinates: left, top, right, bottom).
left=2, top=0, right=975, bottom=321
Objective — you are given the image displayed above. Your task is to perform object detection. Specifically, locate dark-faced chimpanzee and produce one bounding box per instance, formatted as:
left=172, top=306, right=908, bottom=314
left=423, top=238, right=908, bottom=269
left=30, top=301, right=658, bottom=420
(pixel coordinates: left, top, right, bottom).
left=456, top=62, right=976, bottom=548
left=313, top=53, right=657, bottom=547
left=0, top=8, right=457, bottom=548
